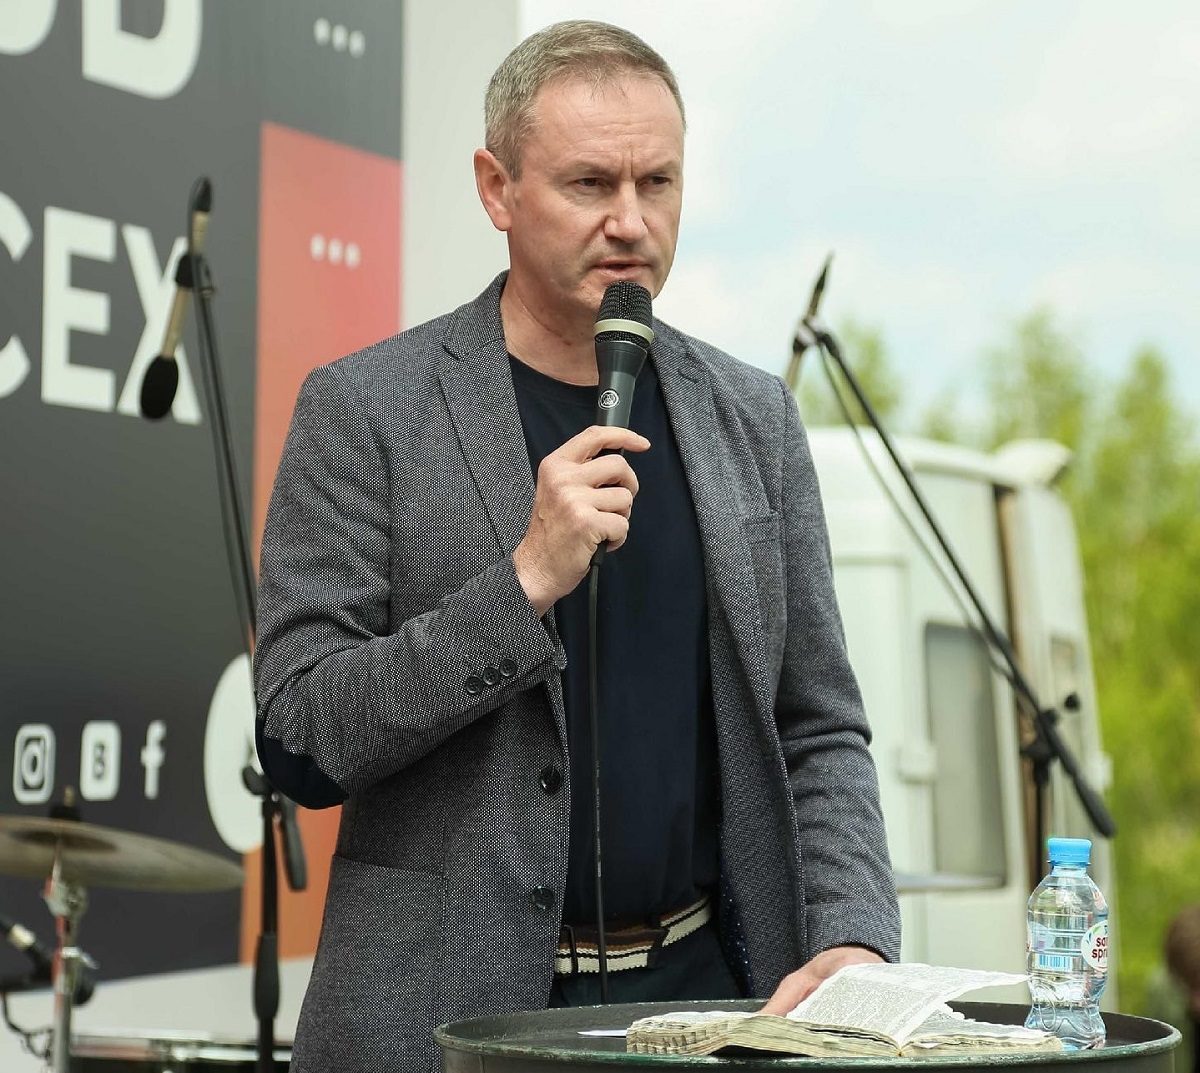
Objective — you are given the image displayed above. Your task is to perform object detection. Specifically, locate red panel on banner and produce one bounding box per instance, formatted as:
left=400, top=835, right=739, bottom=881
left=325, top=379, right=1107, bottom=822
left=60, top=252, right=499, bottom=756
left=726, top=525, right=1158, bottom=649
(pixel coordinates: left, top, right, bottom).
left=247, top=121, right=402, bottom=961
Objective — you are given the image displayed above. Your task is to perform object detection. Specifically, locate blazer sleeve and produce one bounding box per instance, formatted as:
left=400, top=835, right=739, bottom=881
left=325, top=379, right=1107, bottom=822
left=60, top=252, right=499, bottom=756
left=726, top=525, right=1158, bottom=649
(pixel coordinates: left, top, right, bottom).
left=253, top=360, right=564, bottom=807
left=772, top=376, right=901, bottom=962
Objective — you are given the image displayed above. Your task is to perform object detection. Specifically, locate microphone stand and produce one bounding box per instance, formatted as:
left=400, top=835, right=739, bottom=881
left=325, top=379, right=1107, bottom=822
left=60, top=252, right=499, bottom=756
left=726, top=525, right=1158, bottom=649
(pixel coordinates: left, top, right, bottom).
left=180, top=178, right=308, bottom=1073
left=791, top=260, right=1116, bottom=863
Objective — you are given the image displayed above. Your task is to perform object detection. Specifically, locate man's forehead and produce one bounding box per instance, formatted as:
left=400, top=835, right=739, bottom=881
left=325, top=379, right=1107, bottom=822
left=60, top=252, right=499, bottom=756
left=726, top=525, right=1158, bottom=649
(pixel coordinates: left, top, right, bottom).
left=530, top=71, right=683, bottom=128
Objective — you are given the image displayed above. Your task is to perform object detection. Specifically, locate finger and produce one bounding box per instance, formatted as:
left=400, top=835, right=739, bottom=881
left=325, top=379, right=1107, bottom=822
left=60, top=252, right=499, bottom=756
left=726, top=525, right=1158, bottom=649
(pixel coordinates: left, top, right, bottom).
left=759, top=973, right=816, bottom=1016
left=577, top=454, right=640, bottom=496
left=588, top=486, right=635, bottom=517
left=562, top=425, right=651, bottom=463
left=592, top=511, right=630, bottom=552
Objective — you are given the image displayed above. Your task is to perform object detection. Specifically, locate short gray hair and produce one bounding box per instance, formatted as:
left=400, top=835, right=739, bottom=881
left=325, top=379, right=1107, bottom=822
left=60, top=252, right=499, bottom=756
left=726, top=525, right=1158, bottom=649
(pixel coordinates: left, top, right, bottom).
left=485, top=20, right=685, bottom=176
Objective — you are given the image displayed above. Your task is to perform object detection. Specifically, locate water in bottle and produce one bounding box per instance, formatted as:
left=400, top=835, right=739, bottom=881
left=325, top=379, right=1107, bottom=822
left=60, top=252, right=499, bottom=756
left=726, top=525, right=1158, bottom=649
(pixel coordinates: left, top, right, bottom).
left=1025, top=836, right=1109, bottom=1049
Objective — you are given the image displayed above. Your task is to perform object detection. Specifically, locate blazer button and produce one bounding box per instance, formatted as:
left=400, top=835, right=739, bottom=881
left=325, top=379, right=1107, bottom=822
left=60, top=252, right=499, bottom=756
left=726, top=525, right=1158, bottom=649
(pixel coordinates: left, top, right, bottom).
left=482, top=665, right=500, bottom=686
left=539, top=765, right=562, bottom=795
left=529, top=886, right=556, bottom=912
left=498, top=658, right=517, bottom=678
left=465, top=676, right=484, bottom=695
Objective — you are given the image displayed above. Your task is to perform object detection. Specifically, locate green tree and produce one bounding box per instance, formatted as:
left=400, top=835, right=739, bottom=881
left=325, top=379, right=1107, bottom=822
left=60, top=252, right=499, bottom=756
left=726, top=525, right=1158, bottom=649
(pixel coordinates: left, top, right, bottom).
left=918, top=387, right=970, bottom=444
left=978, top=308, right=1091, bottom=454
left=917, top=308, right=1092, bottom=452
left=1068, top=348, right=1200, bottom=1014
left=967, top=317, right=1200, bottom=1015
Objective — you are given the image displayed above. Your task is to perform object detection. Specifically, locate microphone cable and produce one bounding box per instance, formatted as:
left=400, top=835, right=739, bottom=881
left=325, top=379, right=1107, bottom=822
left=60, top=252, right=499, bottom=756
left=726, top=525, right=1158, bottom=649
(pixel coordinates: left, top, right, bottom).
left=586, top=561, right=609, bottom=1003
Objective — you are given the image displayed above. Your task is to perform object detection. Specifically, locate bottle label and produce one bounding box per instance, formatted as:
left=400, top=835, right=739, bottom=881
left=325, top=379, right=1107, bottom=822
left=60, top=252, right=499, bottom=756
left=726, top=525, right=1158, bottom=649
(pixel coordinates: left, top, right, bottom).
left=1082, top=920, right=1109, bottom=973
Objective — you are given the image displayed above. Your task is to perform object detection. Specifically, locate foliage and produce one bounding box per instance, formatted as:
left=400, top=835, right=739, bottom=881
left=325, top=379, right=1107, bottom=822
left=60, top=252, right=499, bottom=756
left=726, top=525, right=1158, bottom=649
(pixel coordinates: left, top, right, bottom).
left=1066, top=347, right=1200, bottom=1015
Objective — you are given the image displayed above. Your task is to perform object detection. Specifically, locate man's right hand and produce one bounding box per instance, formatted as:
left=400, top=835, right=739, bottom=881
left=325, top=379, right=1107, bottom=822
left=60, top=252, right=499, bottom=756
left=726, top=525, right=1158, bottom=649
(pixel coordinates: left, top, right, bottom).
left=513, top=425, right=651, bottom=615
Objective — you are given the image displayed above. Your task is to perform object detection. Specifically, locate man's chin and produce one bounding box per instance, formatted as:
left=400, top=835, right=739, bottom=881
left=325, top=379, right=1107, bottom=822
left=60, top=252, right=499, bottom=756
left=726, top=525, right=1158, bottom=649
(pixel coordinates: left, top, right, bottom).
left=586, top=265, right=661, bottom=301
left=592, top=263, right=654, bottom=284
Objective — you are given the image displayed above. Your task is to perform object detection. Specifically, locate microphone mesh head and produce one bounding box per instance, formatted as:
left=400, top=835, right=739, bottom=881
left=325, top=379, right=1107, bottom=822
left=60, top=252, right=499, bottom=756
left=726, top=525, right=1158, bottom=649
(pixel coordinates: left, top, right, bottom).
left=596, top=281, right=653, bottom=345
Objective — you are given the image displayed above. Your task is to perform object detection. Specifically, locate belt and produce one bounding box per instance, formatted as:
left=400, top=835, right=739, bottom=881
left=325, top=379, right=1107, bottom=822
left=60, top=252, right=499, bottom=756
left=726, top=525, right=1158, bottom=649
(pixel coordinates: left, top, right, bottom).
left=554, top=895, right=712, bottom=975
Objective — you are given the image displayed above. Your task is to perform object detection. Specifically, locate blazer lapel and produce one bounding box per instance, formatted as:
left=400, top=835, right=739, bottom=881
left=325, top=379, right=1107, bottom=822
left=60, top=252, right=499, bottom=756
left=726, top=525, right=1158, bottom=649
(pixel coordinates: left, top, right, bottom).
left=437, top=277, right=535, bottom=558
left=654, top=331, right=773, bottom=709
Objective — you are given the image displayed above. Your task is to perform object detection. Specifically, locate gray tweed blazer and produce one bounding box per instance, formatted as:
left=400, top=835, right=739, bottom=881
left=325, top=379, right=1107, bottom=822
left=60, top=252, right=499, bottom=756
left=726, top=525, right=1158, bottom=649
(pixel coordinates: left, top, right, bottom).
left=254, top=273, right=900, bottom=1073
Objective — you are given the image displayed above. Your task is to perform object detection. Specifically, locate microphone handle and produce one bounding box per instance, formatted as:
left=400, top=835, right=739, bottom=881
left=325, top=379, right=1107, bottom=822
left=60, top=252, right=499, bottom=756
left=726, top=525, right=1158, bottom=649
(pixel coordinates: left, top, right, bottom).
left=592, top=339, right=645, bottom=428
left=591, top=339, right=646, bottom=566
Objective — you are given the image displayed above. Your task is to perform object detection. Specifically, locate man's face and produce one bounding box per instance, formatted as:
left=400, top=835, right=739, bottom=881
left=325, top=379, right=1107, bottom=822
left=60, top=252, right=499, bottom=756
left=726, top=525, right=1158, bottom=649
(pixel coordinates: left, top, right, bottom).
left=501, top=73, right=684, bottom=322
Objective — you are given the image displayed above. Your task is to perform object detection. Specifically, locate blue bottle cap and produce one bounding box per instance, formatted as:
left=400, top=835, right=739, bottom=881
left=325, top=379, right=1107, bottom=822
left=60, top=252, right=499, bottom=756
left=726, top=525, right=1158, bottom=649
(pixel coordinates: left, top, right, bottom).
left=1047, top=837, right=1091, bottom=865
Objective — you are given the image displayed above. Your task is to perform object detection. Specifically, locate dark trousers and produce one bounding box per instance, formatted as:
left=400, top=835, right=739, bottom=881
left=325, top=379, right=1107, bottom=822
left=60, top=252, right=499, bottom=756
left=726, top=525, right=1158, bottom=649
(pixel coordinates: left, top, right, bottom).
left=548, top=920, right=743, bottom=1007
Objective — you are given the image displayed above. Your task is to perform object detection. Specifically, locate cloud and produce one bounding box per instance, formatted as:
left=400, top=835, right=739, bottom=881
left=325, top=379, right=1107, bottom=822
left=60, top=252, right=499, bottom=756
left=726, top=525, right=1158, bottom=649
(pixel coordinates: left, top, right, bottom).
left=994, top=10, right=1200, bottom=182
left=517, top=1, right=1200, bottom=427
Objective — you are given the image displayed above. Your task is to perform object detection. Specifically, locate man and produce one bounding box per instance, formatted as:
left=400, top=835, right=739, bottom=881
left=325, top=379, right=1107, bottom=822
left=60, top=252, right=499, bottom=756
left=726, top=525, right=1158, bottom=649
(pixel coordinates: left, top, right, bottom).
left=255, top=20, right=899, bottom=1073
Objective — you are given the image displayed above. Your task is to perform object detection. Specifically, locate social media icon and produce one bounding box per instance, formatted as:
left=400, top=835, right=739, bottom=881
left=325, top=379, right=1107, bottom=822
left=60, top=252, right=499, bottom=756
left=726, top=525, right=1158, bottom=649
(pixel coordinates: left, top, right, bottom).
left=13, top=724, right=55, bottom=805
left=80, top=721, right=121, bottom=801
left=141, top=721, right=166, bottom=799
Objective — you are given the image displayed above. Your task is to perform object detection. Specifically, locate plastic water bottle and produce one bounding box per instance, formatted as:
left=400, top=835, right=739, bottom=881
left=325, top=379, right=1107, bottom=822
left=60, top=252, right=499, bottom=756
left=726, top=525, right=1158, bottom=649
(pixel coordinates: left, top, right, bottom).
left=1025, top=836, right=1109, bottom=1049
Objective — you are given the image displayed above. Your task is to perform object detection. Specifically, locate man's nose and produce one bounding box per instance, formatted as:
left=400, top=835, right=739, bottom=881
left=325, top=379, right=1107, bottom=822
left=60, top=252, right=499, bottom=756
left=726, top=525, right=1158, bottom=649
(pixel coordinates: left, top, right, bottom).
left=604, top=184, right=649, bottom=244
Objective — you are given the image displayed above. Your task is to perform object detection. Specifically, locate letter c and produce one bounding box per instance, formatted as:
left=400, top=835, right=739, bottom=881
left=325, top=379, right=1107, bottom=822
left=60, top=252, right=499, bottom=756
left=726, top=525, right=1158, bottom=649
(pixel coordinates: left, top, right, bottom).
left=0, top=190, right=32, bottom=398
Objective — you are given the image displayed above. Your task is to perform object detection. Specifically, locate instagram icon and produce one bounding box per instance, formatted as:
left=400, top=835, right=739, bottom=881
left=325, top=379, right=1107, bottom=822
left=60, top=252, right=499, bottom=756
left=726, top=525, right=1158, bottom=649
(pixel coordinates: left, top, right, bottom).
left=13, top=724, right=55, bottom=805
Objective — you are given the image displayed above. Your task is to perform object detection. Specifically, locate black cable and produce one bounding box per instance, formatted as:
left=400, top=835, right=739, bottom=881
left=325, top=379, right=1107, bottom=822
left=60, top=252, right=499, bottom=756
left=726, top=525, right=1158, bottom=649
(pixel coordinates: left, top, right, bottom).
left=0, top=988, right=51, bottom=1062
left=586, top=562, right=610, bottom=1003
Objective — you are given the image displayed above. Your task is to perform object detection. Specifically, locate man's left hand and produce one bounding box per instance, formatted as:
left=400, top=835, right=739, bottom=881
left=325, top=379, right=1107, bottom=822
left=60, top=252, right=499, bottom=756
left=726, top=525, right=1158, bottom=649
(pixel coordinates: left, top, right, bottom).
left=759, top=945, right=884, bottom=1016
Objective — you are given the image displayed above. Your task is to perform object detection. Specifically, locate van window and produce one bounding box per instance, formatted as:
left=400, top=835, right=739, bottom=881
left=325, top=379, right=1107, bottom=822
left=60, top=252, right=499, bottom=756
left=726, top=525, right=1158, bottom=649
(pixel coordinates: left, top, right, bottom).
left=924, top=623, right=1007, bottom=879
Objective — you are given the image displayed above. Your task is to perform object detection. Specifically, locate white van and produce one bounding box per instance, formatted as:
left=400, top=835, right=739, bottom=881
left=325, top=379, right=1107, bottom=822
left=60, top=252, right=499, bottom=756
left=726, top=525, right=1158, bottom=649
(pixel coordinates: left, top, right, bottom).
left=809, top=427, right=1117, bottom=1004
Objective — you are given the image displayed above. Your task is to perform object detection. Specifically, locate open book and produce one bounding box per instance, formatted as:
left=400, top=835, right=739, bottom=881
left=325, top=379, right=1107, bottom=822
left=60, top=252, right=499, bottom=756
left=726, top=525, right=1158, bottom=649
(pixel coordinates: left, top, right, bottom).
left=627, top=963, right=1063, bottom=1058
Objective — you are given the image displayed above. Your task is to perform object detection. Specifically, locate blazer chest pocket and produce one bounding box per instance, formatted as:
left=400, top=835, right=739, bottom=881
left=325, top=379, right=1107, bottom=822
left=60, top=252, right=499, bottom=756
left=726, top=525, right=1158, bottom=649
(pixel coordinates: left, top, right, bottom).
left=742, top=512, right=785, bottom=665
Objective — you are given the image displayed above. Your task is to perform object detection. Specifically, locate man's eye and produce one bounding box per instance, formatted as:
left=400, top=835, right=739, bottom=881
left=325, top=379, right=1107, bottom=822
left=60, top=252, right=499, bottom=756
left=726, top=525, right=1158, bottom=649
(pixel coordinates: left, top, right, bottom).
left=576, top=177, right=602, bottom=189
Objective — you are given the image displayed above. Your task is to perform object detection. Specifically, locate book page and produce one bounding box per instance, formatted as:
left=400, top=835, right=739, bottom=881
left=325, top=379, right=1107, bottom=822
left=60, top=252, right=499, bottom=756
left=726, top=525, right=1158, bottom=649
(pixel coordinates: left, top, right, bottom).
left=903, top=1006, right=1061, bottom=1051
left=786, top=963, right=1027, bottom=1043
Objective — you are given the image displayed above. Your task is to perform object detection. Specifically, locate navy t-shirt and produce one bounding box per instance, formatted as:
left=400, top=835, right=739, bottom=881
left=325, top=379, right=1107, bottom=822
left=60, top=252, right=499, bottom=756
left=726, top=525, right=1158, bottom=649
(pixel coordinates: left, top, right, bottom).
left=509, top=353, right=720, bottom=924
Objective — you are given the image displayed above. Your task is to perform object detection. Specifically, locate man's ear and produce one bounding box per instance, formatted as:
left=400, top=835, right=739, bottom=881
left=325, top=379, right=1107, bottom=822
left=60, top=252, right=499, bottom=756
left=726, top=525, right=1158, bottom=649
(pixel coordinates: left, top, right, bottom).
left=474, top=148, right=513, bottom=232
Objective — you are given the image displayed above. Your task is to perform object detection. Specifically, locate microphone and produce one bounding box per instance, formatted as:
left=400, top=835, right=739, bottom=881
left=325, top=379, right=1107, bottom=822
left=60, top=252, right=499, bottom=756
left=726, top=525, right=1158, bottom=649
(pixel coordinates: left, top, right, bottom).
left=1, top=911, right=53, bottom=979
left=785, top=251, right=833, bottom=392
left=140, top=178, right=213, bottom=420
left=0, top=911, right=95, bottom=1003
left=591, top=281, right=654, bottom=566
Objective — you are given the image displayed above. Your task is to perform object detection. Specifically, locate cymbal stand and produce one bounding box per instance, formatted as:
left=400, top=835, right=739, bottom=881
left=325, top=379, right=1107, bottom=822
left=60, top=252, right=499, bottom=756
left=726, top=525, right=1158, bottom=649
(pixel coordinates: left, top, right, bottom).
left=43, top=846, right=93, bottom=1073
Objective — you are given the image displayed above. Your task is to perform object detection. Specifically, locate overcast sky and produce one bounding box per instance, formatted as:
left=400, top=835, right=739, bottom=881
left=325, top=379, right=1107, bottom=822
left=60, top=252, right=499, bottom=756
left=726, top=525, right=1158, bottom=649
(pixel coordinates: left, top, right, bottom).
left=520, top=1, right=1200, bottom=432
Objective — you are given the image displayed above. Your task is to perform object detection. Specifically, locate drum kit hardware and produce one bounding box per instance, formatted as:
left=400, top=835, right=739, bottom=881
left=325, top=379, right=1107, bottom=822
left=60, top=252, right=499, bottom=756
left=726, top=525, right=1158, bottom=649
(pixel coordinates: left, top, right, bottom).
left=0, top=807, right=252, bottom=1072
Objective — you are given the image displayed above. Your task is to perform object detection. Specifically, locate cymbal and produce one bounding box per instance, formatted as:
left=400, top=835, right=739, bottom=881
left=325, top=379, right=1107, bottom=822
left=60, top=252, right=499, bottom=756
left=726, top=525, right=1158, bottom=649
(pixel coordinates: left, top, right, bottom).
left=0, top=816, right=243, bottom=893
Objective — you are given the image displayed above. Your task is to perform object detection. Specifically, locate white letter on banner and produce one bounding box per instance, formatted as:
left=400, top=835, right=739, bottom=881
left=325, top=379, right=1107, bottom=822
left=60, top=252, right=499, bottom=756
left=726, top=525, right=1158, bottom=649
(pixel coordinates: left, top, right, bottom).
left=82, top=0, right=202, bottom=100
left=0, top=0, right=57, bottom=56
left=42, top=206, right=115, bottom=412
left=0, top=190, right=33, bottom=398
left=117, top=226, right=201, bottom=424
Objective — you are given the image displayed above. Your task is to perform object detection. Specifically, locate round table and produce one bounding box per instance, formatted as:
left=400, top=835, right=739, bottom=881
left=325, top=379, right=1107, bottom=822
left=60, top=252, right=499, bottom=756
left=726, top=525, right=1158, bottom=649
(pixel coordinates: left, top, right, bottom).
left=437, top=1000, right=1179, bottom=1072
